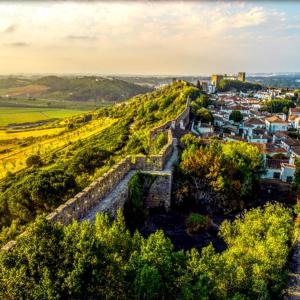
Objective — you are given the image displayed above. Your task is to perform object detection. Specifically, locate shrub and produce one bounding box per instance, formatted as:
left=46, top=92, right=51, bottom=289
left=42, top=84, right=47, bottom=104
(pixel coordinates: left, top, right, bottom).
left=26, top=155, right=43, bottom=167
left=186, top=213, right=211, bottom=234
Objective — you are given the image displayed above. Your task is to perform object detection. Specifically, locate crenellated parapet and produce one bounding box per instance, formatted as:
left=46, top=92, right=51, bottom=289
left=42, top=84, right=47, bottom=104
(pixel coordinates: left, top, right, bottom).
left=1, top=97, right=190, bottom=252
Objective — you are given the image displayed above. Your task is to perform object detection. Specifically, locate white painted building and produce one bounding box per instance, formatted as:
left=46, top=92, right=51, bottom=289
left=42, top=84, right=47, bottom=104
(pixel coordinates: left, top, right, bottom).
left=280, top=163, right=295, bottom=183
left=289, top=108, right=300, bottom=117
left=265, top=116, right=288, bottom=133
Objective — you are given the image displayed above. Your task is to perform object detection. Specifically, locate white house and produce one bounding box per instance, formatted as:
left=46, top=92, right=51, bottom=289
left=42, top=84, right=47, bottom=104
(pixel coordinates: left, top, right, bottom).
left=213, top=115, right=226, bottom=127
left=289, top=107, right=300, bottom=117
left=280, top=163, right=295, bottom=183
left=265, top=116, right=288, bottom=133
left=247, top=134, right=269, bottom=144
left=242, top=117, right=265, bottom=136
left=281, top=137, right=300, bottom=152
left=263, top=159, right=287, bottom=180
left=221, top=105, right=249, bottom=115
left=195, top=122, right=214, bottom=135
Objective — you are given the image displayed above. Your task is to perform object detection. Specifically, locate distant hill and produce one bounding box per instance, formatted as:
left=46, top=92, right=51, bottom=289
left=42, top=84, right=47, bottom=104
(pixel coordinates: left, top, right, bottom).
left=0, top=76, right=152, bottom=103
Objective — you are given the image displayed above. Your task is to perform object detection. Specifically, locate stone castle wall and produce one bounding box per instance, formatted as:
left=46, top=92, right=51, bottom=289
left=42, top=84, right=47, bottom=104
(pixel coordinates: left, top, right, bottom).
left=1, top=97, right=190, bottom=252
left=150, top=97, right=191, bottom=151
left=45, top=134, right=175, bottom=225
left=145, top=172, right=172, bottom=210
left=46, top=156, right=133, bottom=224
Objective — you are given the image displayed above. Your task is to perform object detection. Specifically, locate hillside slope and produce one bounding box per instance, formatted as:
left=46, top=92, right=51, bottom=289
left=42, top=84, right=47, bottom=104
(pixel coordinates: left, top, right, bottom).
left=0, top=76, right=152, bottom=103
left=0, top=80, right=199, bottom=246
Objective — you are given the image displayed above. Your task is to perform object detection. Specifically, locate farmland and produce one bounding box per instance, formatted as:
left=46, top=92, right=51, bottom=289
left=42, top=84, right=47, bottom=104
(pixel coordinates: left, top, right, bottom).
left=0, top=116, right=116, bottom=179
left=0, top=107, right=86, bottom=127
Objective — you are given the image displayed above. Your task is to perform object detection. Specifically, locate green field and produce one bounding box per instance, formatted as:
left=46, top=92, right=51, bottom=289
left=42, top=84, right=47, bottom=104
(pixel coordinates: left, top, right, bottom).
left=0, top=107, right=86, bottom=126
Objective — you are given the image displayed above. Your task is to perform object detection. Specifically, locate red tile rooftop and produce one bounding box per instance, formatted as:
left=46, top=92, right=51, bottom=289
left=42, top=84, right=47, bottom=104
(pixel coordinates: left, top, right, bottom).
left=244, top=117, right=265, bottom=126
left=267, top=159, right=289, bottom=169
left=291, top=146, right=300, bottom=156
left=265, top=116, right=287, bottom=124
left=274, top=131, right=289, bottom=138
left=281, top=163, right=296, bottom=169
left=288, top=115, right=298, bottom=121
left=290, top=108, right=300, bottom=113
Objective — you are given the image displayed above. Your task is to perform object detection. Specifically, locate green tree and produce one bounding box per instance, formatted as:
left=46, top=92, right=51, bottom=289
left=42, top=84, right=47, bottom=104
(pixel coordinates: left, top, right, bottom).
left=219, top=79, right=262, bottom=92
left=262, top=99, right=295, bottom=113
left=229, top=110, right=243, bottom=123
left=26, top=155, right=43, bottom=168
left=179, top=141, right=264, bottom=210
left=195, top=108, right=213, bottom=123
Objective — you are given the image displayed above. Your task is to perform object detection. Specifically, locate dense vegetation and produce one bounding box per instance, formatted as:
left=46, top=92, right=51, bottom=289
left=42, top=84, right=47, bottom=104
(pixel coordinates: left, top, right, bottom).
left=261, top=98, right=295, bottom=114
left=0, top=81, right=197, bottom=247
left=0, top=203, right=294, bottom=299
left=218, top=79, right=262, bottom=92
left=190, top=95, right=214, bottom=123
left=175, top=134, right=264, bottom=212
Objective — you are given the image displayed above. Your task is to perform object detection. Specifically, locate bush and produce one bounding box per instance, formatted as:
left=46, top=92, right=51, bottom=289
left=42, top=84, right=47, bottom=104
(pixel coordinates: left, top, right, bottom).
left=186, top=213, right=211, bottom=234
left=26, top=155, right=43, bottom=167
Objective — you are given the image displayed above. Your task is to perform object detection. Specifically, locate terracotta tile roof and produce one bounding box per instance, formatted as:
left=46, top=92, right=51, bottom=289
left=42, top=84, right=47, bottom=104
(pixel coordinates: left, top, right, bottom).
left=229, top=105, right=249, bottom=110
left=274, top=131, right=289, bottom=138
left=266, top=143, right=286, bottom=154
left=291, top=146, right=300, bottom=156
left=281, top=163, right=296, bottom=169
left=267, top=159, right=289, bottom=169
left=282, top=137, right=300, bottom=147
left=288, top=115, right=298, bottom=121
left=265, top=116, right=288, bottom=124
left=244, top=117, right=265, bottom=126
left=290, top=108, right=300, bottom=113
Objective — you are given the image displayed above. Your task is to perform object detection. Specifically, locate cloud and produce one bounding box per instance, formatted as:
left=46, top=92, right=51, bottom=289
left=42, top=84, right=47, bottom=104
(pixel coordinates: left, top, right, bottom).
left=2, top=24, right=17, bottom=33
left=0, top=1, right=299, bottom=74
left=66, top=35, right=96, bottom=41
left=4, top=42, right=29, bottom=47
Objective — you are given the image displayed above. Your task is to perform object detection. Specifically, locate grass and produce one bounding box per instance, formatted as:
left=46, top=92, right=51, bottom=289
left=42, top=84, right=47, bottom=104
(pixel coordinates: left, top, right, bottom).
left=0, top=107, right=86, bottom=126
left=0, top=117, right=117, bottom=179
left=0, top=127, right=65, bottom=140
left=0, top=97, right=109, bottom=111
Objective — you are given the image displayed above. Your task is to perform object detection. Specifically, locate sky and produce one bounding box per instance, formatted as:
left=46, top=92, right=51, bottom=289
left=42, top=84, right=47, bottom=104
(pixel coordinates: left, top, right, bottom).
left=0, top=1, right=300, bottom=76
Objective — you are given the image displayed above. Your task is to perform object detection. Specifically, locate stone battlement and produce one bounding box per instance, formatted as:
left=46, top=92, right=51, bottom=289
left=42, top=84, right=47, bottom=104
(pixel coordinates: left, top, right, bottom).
left=1, top=97, right=190, bottom=252
left=150, top=97, right=190, bottom=152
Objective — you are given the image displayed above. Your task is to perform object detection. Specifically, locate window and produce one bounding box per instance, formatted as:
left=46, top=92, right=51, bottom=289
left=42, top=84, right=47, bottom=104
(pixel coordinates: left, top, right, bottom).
left=273, top=172, right=280, bottom=179
left=287, top=176, right=293, bottom=183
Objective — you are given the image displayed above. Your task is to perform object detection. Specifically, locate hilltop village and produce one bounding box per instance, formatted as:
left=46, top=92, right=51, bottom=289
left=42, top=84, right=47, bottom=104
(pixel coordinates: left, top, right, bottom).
left=185, top=72, right=300, bottom=186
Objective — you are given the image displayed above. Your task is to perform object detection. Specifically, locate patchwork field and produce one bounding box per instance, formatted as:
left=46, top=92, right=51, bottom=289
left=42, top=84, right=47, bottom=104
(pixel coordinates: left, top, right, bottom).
left=0, top=107, right=86, bottom=126
left=0, top=117, right=117, bottom=179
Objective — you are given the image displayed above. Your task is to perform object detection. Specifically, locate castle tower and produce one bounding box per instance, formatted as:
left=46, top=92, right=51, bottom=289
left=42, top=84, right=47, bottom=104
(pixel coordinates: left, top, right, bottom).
left=238, top=72, right=246, bottom=82
left=211, top=74, right=224, bottom=87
